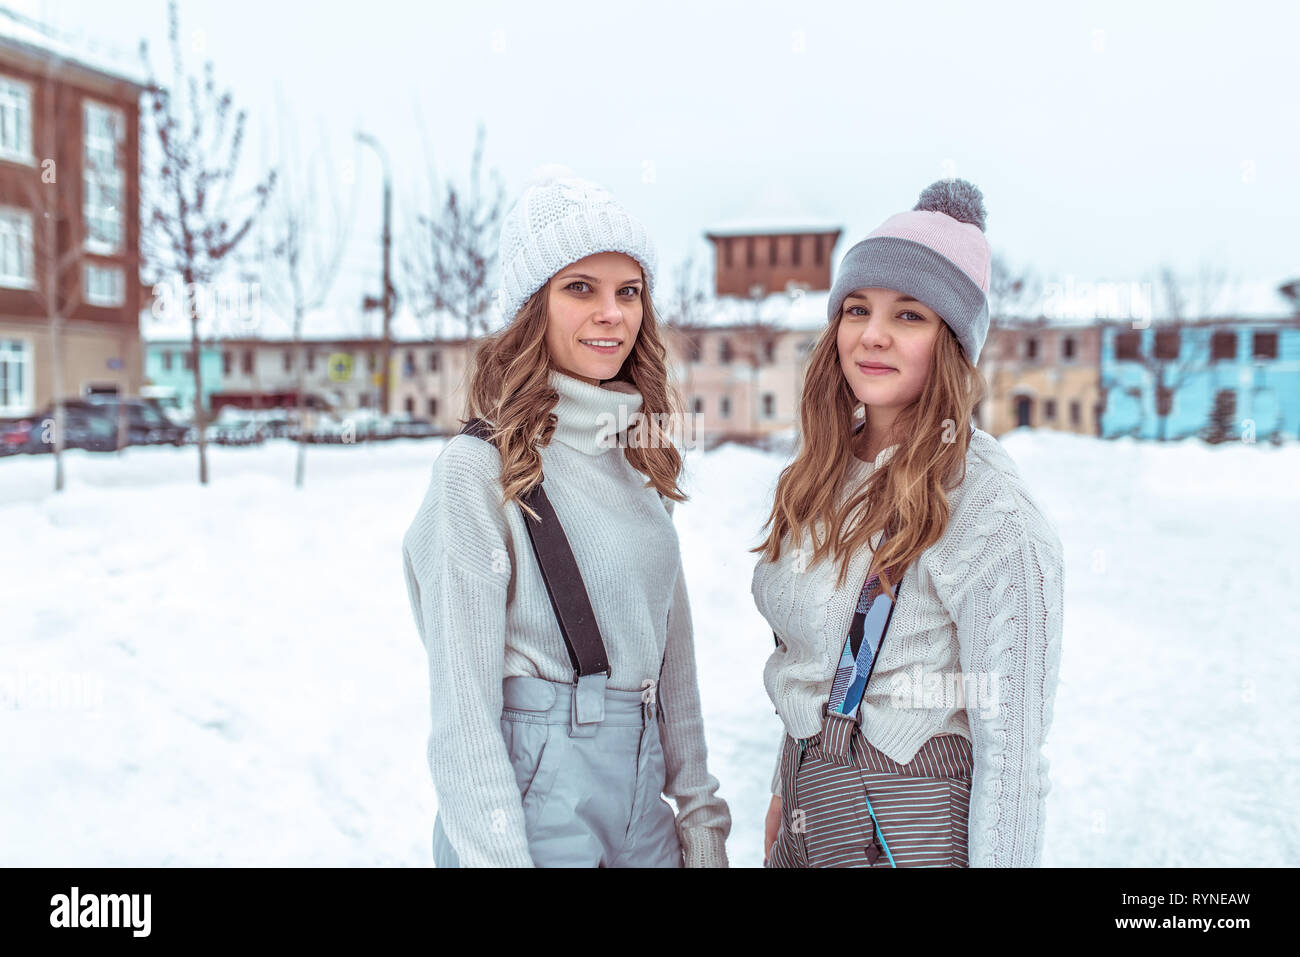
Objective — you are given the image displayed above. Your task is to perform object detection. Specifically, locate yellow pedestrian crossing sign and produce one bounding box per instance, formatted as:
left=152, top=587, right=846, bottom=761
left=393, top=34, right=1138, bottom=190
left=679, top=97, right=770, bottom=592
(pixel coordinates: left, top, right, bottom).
left=328, top=353, right=353, bottom=382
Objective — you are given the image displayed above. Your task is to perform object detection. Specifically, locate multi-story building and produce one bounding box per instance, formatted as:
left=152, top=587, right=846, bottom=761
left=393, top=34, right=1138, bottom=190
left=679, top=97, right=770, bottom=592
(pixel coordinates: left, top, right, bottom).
left=143, top=334, right=481, bottom=433
left=1099, top=317, right=1300, bottom=441
left=979, top=319, right=1103, bottom=435
left=0, top=11, right=145, bottom=418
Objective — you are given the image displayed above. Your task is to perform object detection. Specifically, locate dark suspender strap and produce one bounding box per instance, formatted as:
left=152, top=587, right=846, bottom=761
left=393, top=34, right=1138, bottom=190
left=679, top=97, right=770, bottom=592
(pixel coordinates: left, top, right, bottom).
left=458, top=418, right=610, bottom=678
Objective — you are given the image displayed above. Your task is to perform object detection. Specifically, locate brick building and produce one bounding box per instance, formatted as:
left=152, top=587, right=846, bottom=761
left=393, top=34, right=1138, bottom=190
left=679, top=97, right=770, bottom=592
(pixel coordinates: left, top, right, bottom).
left=0, top=11, right=145, bottom=418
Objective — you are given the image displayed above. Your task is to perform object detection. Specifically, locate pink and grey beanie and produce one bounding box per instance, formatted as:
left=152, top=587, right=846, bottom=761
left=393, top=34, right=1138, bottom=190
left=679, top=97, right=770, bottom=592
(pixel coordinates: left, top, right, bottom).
left=496, top=164, right=657, bottom=323
left=827, top=179, right=992, bottom=365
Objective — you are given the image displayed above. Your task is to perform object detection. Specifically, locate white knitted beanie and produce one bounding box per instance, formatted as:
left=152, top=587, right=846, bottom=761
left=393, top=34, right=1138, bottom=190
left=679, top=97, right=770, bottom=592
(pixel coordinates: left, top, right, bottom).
left=495, top=164, right=657, bottom=323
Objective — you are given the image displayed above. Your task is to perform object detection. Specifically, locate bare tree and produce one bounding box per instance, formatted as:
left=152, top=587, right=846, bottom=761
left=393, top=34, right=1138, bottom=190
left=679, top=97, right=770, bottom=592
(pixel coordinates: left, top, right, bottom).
left=401, top=123, right=505, bottom=338
left=988, top=252, right=1040, bottom=324
left=138, top=0, right=277, bottom=485
left=660, top=251, right=712, bottom=329
left=1124, top=264, right=1232, bottom=441
left=257, top=105, right=358, bottom=488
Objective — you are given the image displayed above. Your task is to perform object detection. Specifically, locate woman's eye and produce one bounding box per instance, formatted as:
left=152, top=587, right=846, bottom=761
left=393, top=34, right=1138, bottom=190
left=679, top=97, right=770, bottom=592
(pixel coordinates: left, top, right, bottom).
left=619, top=286, right=640, bottom=297
left=848, top=305, right=925, bottom=321
left=566, top=281, right=591, bottom=293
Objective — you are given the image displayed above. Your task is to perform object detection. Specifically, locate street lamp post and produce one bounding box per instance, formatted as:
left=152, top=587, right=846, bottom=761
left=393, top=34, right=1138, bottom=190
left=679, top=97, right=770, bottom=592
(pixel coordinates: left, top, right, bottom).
left=356, top=131, right=395, bottom=414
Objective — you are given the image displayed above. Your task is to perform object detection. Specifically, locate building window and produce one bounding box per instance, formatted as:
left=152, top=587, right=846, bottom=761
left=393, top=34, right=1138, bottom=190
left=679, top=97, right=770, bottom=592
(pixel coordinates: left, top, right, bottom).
left=814, top=235, right=824, bottom=266
left=307, top=350, right=316, bottom=372
left=1070, top=400, right=1081, bottom=426
left=427, top=397, right=438, bottom=417
left=719, top=339, right=732, bottom=364
left=1114, top=331, right=1141, bottom=361
left=723, top=238, right=733, bottom=269
left=1062, top=336, right=1076, bottom=360
left=83, top=100, right=125, bottom=254
left=81, top=263, right=124, bottom=307
left=791, top=235, right=801, bottom=267
left=183, top=351, right=193, bottom=371
left=368, top=351, right=377, bottom=373
left=1044, top=398, right=1056, bottom=420
left=428, top=350, right=441, bottom=373
left=0, top=206, right=33, bottom=288
left=283, top=350, right=293, bottom=373
left=1252, top=331, right=1278, bottom=360
left=1025, top=337, right=1038, bottom=360
left=768, top=237, right=777, bottom=267
left=162, top=350, right=172, bottom=372
left=1154, top=329, right=1180, bottom=360
left=0, top=77, right=32, bottom=162
left=242, top=349, right=253, bottom=375
left=404, top=396, right=414, bottom=415
left=762, top=339, right=775, bottom=363
left=692, top=396, right=703, bottom=414
left=762, top=393, right=775, bottom=418
left=720, top=396, right=731, bottom=418
left=746, top=236, right=755, bottom=268
left=0, top=337, right=33, bottom=414
left=222, top=350, right=232, bottom=376
left=403, top=350, right=415, bottom=377
left=1211, top=330, right=1236, bottom=361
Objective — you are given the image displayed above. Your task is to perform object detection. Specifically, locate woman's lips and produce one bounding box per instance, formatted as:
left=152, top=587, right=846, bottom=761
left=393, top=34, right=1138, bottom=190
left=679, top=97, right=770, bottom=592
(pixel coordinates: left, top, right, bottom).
left=857, top=362, right=895, bottom=375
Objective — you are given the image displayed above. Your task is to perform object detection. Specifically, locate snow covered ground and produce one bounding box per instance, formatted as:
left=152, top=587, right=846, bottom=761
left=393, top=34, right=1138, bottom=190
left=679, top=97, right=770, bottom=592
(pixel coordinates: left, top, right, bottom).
left=1, top=429, right=1297, bottom=867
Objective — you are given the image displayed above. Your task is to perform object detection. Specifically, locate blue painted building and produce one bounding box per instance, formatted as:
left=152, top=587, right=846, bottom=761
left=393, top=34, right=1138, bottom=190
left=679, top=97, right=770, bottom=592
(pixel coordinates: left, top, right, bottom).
left=1099, top=318, right=1299, bottom=441
left=143, top=341, right=224, bottom=413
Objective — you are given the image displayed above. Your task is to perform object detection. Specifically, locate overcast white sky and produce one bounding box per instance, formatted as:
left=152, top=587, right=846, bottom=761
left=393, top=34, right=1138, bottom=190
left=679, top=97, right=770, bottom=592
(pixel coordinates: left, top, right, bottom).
left=19, top=0, right=1300, bottom=331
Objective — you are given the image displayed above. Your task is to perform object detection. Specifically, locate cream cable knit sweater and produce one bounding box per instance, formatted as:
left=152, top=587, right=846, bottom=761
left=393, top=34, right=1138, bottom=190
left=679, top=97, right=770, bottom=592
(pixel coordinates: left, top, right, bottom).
left=752, top=428, right=1064, bottom=867
left=402, top=369, right=731, bottom=868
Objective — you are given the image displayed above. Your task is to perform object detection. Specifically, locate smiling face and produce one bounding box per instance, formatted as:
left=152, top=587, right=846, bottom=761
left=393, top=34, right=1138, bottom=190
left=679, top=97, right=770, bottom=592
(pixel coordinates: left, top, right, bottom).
left=544, top=251, right=645, bottom=386
left=836, top=287, right=943, bottom=438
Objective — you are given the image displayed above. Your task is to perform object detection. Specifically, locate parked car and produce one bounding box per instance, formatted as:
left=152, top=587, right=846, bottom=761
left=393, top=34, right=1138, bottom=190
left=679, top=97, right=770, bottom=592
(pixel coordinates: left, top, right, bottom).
left=42, top=397, right=189, bottom=449
left=389, top=416, right=444, bottom=439
left=205, top=406, right=267, bottom=446
left=5, top=404, right=120, bottom=454
left=87, top=397, right=190, bottom=447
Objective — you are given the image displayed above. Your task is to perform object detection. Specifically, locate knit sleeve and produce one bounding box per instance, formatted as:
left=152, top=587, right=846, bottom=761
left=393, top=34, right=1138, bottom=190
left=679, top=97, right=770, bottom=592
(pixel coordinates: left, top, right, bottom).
left=928, top=485, right=1064, bottom=868
left=401, top=437, right=535, bottom=867
left=656, top=496, right=732, bottom=868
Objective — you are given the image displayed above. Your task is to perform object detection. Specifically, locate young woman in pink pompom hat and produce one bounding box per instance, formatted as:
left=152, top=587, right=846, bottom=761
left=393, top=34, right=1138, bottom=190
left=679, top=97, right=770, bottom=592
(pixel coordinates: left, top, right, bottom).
left=754, top=179, right=1065, bottom=868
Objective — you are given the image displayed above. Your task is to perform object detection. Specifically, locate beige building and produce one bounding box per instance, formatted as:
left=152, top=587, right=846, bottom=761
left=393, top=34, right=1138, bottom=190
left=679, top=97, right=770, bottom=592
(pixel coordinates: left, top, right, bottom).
left=978, top=320, right=1102, bottom=435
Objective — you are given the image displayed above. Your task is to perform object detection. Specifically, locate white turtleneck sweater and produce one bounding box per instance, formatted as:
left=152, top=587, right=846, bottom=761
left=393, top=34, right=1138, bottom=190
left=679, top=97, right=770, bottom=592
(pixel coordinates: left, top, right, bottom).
left=752, top=428, right=1064, bottom=867
left=402, top=369, right=731, bottom=868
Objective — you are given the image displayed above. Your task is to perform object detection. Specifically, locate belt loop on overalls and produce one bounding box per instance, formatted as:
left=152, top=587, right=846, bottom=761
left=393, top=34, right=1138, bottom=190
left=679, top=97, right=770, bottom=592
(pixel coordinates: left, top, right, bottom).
left=820, top=703, right=858, bottom=767
left=640, top=678, right=657, bottom=723
left=570, top=670, right=607, bottom=737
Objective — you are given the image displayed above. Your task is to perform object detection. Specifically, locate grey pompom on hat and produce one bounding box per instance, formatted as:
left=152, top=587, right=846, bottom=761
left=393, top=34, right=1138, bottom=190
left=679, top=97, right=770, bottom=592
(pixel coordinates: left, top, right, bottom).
left=913, top=178, right=987, bottom=232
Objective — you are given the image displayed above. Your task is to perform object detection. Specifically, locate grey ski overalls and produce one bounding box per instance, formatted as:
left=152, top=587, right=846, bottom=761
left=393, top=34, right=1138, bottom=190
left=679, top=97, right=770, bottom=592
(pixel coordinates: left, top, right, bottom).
left=432, top=416, right=684, bottom=868
left=432, top=672, right=683, bottom=867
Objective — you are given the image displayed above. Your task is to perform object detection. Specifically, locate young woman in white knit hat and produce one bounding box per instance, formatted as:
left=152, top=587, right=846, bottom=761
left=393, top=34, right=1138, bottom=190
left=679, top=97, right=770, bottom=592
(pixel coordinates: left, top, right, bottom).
left=402, top=166, right=730, bottom=868
left=756, top=179, right=1065, bottom=868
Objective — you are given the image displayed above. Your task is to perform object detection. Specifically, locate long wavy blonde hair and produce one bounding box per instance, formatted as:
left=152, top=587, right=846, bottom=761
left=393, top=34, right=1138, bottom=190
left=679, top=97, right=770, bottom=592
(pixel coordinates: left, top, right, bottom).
left=751, top=304, right=988, bottom=600
left=463, top=274, right=688, bottom=521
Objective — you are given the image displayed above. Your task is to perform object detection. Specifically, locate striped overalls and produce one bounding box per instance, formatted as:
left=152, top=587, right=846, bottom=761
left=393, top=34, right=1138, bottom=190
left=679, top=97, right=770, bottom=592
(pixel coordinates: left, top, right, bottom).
left=766, top=705, right=974, bottom=868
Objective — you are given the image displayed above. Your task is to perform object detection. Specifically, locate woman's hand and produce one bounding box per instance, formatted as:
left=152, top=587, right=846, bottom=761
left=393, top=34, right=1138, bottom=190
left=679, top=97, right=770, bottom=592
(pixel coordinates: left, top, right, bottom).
left=763, top=795, right=782, bottom=863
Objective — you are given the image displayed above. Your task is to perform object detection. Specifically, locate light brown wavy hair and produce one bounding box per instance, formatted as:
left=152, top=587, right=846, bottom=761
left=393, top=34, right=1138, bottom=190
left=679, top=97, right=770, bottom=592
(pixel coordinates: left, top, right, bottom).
left=750, top=304, right=988, bottom=600
left=463, top=273, right=688, bottom=521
